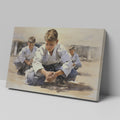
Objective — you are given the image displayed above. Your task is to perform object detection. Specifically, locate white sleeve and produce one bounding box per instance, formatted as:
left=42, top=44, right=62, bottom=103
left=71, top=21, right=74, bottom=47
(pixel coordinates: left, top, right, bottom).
left=18, top=48, right=26, bottom=63
left=32, top=47, right=44, bottom=74
left=58, top=45, right=73, bottom=77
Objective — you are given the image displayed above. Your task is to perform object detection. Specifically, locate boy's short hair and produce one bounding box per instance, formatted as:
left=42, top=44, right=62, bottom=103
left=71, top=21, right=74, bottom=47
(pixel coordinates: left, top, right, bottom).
left=28, top=36, right=36, bottom=43
left=69, top=46, right=75, bottom=50
left=44, top=29, right=58, bottom=41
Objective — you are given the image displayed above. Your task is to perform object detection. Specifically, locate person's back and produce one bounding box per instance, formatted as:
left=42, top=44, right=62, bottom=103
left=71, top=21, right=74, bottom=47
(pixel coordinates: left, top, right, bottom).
left=14, top=36, right=37, bottom=75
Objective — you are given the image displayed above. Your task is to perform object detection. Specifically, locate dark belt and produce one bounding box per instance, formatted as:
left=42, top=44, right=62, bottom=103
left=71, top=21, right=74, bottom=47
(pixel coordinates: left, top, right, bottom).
left=43, top=63, right=62, bottom=71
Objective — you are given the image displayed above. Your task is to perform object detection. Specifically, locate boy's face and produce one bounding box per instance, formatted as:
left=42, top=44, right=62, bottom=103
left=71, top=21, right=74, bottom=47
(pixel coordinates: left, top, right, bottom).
left=28, top=42, right=35, bottom=51
left=45, top=40, right=58, bottom=53
left=69, top=49, right=75, bottom=56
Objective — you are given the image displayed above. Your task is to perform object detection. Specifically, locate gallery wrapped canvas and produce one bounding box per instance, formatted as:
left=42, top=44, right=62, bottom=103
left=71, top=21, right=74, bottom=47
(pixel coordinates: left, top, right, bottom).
left=6, top=27, right=106, bottom=101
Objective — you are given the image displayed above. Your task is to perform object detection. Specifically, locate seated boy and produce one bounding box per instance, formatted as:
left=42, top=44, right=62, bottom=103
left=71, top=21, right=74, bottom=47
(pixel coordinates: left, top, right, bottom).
left=69, top=46, right=82, bottom=70
left=14, top=36, right=38, bottom=75
left=26, top=29, right=77, bottom=86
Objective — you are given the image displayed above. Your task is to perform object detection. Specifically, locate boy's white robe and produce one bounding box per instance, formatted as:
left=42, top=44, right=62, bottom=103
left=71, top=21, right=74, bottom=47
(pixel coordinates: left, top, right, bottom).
left=33, top=44, right=73, bottom=77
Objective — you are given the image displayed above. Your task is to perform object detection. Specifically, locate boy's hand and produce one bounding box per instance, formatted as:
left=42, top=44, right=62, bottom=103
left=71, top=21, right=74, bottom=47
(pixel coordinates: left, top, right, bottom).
left=52, top=72, right=58, bottom=80
left=45, top=71, right=55, bottom=82
left=28, top=61, right=32, bottom=65
left=46, top=72, right=58, bottom=82
left=40, top=69, right=64, bottom=83
left=50, top=70, right=64, bottom=81
left=73, top=63, right=76, bottom=66
left=30, top=59, right=33, bottom=64
left=25, top=60, right=31, bottom=66
left=40, top=69, right=54, bottom=82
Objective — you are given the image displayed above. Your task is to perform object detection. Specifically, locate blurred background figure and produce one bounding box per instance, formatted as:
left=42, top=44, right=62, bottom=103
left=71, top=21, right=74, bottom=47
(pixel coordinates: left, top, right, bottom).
left=69, top=46, right=82, bottom=70
left=14, top=36, right=38, bottom=75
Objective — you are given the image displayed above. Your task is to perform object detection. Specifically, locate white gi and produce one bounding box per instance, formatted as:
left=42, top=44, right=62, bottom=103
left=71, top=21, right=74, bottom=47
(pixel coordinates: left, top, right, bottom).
left=33, top=44, right=73, bottom=76
left=26, top=44, right=77, bottom=86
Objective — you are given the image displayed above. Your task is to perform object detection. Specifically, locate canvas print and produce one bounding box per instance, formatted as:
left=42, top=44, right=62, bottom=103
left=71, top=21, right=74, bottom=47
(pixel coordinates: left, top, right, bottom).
left=6, top=27, right=106, bottom=101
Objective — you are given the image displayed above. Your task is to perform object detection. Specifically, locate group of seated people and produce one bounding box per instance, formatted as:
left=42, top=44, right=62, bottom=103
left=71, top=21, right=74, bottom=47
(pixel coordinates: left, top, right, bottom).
left=14, top=29, right=82, bottom=86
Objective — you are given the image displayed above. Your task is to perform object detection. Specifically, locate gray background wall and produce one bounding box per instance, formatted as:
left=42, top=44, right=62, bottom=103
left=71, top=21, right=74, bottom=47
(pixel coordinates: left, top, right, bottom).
left=0, top=0, right=120, bottom=96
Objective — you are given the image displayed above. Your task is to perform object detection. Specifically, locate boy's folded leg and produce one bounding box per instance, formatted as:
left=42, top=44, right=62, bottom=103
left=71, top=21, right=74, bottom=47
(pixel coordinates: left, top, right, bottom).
left=15, top=62, right=30, bottom=75
left=17, top=69, right=25, bottom=75
left=74, top=63, right=82, bottom=70
left=74, top=66, right=78, bottom=70
left=14, top=61, right=23, bottom=70
left=55, top=68, right=77, bottom=84
left=25, top=69, right=45, bottom=86
left=65, top=69, right=78, bottom=81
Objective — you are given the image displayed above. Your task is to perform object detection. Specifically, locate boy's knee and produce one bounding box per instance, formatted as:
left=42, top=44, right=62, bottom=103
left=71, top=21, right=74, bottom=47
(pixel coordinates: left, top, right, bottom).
left=66, top=69, right=77, bottom=81
left=26, top=71, right=35, bottom=85
left=14, top=60, right=23, bottom=69
left=71, top=69, right=78, bottom=77
left=25, top=70, right=45, bottom=86
left=74, top=63, right=82, bottom=70
left=78, top=63, right=82, bottom=67
left=76, top=63, right=82, bottom=68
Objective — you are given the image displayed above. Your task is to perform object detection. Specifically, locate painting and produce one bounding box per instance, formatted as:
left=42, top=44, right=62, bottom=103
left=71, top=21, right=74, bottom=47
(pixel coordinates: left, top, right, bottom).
left=6, top=27, right=106, bottom=101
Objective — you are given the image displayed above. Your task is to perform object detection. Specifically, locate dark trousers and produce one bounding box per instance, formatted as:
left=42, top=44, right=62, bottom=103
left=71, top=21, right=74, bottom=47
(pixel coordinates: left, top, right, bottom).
left=14, top=60, right=32, bottom=75
left=26, top=63, right=78, bottom=86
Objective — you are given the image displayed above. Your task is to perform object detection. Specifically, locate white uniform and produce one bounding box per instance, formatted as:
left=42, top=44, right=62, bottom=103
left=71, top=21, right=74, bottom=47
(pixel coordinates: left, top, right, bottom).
left=32, top=44, right=73, bottom=77
left=16, top=46, right=38, bottom=63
